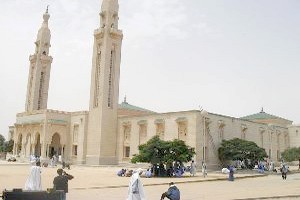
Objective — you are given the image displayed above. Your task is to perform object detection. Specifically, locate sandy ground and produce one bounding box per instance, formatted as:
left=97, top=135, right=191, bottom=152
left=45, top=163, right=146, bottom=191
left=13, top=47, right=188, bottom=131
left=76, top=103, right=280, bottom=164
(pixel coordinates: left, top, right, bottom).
left=0, top=161, right=299, bottom=199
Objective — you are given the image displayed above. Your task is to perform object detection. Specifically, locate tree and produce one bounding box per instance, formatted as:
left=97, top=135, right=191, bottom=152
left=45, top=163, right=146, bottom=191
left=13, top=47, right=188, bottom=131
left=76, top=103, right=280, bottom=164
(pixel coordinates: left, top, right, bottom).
left=0, top=134, right=5, bottom=152
left=218, top=138, right=267, bottom=168
left=131, top=136, right=195, bottom=165
left=281, top=147, right=300, bottom=162
left=5, top=139, right=14, bottom=153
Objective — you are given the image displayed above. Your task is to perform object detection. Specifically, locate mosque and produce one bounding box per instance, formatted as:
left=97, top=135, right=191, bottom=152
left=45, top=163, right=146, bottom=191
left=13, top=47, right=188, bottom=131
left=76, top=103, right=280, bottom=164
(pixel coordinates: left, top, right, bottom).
left=8, top=0, right=300, bottom=168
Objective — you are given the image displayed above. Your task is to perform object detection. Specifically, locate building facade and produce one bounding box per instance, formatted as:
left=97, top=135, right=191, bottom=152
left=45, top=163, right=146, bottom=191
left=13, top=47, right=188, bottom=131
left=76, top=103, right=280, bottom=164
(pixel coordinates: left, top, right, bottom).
left=9, top=0, right=299, bottom=168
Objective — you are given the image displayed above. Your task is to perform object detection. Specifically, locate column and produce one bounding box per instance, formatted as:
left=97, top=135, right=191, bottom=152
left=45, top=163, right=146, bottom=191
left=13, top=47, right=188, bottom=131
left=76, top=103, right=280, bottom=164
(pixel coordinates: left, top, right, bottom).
left=41, top=143, right=47, bottom=158
left=13, top=143, right=17, bottom=155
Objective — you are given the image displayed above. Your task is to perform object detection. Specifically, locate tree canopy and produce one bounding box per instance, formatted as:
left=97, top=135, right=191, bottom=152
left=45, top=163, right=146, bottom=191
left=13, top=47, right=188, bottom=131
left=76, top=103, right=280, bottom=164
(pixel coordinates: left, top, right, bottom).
left=5, top=139, right=14, bottom=153
left=281, top=147, right=300, bottom=162
left=218, top=138, right=267, bottom=166
left=0, top=134, right=5, bottom=152
left=0, top=135, right=14, bottom=153
left=131, top=136, right=195, bottom=165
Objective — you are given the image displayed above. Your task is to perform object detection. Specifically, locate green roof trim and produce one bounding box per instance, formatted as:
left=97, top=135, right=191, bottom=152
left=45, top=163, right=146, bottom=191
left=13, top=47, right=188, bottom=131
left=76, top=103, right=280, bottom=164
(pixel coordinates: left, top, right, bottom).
left=15, top=120, right=43, bottom=125
left=240, top=110, right=292, bottom=122
left=47, top=119, right=68, bottom=124
left=118, top=101, right=155, bottom=113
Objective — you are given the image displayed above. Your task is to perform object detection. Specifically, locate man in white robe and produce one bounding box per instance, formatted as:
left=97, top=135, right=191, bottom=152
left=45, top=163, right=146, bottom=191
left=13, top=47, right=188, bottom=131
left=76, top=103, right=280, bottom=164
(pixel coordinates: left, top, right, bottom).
left=24, top=161, right=42, bottom=191
left=190, top=160, right=196, bottom=176
left=30, top=155, right=37, bottom=166
left=127, top=169, right=146, bottom=200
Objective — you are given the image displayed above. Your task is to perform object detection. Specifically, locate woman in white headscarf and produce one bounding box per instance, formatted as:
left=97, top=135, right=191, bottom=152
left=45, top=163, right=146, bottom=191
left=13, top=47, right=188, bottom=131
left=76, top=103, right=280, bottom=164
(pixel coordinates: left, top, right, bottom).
left=127, top=168, right=146, bottom=200
left=24, top=161, right=42, bottom=191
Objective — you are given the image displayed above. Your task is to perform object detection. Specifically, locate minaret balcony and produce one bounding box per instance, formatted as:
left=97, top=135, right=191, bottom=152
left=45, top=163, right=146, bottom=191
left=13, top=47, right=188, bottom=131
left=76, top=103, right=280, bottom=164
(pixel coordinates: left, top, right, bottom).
left=40, top=55, right=53, bottom=62
left=29, top=55, right=37, bottom=61
left=110, top=28, right=123, bottom=39
left=94, top=28, right=105, bottom=39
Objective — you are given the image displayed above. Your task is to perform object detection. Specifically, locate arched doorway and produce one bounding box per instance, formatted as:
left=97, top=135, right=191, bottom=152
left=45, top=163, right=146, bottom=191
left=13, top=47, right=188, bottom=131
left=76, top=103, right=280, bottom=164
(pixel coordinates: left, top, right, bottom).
left=34, top=133, right=41, bottom=156
left=49, top=133, right=61, bottom=158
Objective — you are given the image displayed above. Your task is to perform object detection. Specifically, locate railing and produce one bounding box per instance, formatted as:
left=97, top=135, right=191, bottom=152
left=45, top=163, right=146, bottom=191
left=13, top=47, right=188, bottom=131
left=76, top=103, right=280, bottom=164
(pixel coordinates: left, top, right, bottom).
left=206, top=126, right=223, bottom=168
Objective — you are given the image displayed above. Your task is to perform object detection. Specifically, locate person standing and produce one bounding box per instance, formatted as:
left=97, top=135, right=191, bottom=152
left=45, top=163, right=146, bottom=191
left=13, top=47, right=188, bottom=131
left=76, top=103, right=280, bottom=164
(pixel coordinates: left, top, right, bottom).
left=160, top=182, right=180, bottom=200
left=50, top=156, right=55, bottom=167
left=281, top=164, right=288, bottom=180
left=228, top=166, right=234, bottom=181
left=269, top=160, right=274, bottom=172
left=53, top=168, right=74, bottom=200
left=25, top=161, right=42, bottom=191
left=190, top=160, right=196, bottom=176
left=29, top=155, right=36, bottom=165
left=202, top=162, right=207, bottom=178
left=127, top=169, right=146, bottom=200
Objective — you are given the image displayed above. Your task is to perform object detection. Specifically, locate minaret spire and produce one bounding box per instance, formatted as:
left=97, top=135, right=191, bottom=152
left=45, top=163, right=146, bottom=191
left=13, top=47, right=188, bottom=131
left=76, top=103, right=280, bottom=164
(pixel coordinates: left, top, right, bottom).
left=100, top=0, right=119, bottom=29
left=25, top=9, right=53, bottom=112
left=101, top=0, right=118, bottom=12
left=86, top=0, right=123, bottom=165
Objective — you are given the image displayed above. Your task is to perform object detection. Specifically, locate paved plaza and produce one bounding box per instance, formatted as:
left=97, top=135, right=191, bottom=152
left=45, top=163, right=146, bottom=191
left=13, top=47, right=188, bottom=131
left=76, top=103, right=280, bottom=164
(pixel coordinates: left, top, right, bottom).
left=0, top=162, right=299, bottom=199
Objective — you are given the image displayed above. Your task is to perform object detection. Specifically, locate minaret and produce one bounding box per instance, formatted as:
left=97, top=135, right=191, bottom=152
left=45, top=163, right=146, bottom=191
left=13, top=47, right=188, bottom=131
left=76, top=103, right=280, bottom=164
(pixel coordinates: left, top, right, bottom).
left=25, top=7, right=53, bottom=112
left=86, top=0, right=123, bottom=165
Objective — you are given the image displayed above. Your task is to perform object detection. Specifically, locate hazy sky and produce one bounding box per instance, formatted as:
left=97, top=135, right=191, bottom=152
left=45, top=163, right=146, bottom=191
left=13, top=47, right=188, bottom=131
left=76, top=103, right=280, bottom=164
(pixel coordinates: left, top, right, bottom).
left=1, top=0, right=300, bottom=139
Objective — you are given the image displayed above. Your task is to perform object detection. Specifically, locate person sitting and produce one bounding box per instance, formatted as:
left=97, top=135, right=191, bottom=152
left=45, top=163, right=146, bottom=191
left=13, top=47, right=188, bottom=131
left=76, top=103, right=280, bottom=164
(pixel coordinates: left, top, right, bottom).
left=117, top=169, right=126, bottom=177
left=174, top=168, right=184, bottom=177
left=145, top=168, right=152, bottom=178
left=257, top=163, right=264, bottom=173
left=125, top=169, right=133, bottom=177
left=62, top=161, right=70, bottom=170
left=167, top=167, right=174, bottom=177
left=221, top=168, right=230, bottom=174
left=161, top=182, right=180, bottom=200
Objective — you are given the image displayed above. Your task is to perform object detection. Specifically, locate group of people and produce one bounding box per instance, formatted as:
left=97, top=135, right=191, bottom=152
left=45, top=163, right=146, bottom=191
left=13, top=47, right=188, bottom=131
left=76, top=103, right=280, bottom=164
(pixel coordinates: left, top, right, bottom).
left=117, top=169, right=134, bottom=177
left=126, top=168, right=180, bottom=200
left=149, top=160, right=204, bottom=178
left=24, top=160, right=74, bottom=200
left=225, top=159, right=291, bottom=181
left=24, top=158, right=292, bottom=199
left=255, top=160, right=290, bottom=180
left=120, top=160, right=206, bottom=179
left=125, top=160, right=210, bottom=199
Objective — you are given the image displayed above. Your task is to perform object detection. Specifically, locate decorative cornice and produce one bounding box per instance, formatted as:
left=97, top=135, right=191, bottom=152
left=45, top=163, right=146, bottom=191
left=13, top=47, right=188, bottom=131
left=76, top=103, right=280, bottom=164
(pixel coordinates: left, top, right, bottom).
left=176, top=117, right=187, bottom=123
left=137, top=120, right=147, bottom=125
left=241, top=124, right=247, bottom=131
left=218, top=120, right=225, bottom=128
left=122, top=121, right=131, bottom=126
left=259, top=127, right=266, bottom=133
left=154, top=119, right=165, bottom=124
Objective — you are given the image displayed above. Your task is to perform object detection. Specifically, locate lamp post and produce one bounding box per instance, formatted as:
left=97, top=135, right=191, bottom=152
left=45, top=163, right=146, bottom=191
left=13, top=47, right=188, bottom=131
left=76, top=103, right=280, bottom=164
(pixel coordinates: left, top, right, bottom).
left=268, top=124, right=274, bottom=160
left=201, top=110, right=208, bottom=163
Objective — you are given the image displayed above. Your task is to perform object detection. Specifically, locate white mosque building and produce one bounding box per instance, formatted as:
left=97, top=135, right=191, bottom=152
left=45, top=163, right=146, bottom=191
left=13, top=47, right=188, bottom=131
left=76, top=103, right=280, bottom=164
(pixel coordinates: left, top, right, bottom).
left=8, top=0, right=300, bottom=168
